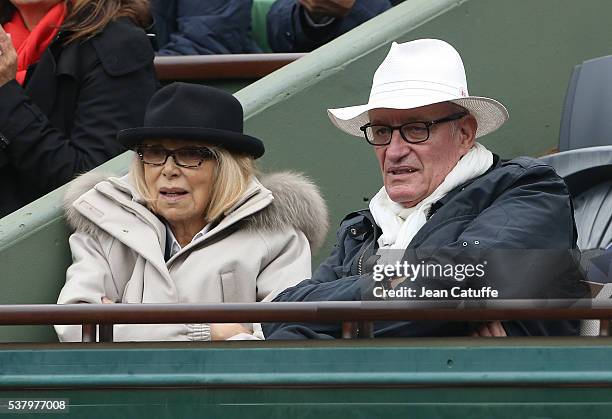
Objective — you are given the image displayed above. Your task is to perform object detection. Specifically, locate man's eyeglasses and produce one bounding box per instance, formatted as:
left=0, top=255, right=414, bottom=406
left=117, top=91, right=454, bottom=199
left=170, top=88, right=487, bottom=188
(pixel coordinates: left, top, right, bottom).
left=359, top=112, right=468, bottom=146
left=136, top=145, right=216, bottom=168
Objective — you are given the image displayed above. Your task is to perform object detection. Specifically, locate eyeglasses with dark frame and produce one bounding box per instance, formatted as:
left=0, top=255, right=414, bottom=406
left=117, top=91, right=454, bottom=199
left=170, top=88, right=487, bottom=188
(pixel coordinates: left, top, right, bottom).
left=136, top=145, right=216, bottom=168
left=359, top=112, right=468, bottom=146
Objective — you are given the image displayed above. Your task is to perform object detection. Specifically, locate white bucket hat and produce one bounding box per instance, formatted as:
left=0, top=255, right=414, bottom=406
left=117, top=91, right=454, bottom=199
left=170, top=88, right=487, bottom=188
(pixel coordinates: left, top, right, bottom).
left=327, top=39, right=509, bottom=139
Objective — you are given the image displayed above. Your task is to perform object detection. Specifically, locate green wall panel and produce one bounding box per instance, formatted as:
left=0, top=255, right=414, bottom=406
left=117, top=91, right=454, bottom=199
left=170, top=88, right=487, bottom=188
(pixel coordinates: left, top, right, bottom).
left=1, top=340, right=612, bottom=417
left=1, top=388, right=611, bottom=418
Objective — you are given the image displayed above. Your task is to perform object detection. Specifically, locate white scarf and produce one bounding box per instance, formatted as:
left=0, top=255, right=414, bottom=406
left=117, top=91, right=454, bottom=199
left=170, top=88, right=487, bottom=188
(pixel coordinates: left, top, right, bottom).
left=369, top=142, right=493, bottom=249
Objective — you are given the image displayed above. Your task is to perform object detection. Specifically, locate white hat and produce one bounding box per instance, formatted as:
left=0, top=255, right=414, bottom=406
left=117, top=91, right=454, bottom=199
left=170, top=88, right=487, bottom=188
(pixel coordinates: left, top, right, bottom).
left=327, top=39, right=509, bottom=138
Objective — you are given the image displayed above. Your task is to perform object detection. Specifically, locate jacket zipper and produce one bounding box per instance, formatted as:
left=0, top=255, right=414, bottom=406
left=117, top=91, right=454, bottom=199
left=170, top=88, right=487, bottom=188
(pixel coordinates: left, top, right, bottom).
left=357, top=214, right=380, bottom=275
left=358, top=234, right=375, bottom=276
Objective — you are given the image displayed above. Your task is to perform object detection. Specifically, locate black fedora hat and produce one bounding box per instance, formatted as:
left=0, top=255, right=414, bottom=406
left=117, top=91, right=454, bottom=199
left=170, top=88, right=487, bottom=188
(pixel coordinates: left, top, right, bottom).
left=118, top=82, right=265, bottom=158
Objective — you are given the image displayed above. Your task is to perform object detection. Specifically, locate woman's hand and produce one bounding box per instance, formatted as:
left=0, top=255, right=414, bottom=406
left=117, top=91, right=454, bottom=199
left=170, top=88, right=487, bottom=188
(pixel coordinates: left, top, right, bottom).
left=100, top=301, right=251, bottom=340
left=0, top=26, right=17, bottom=87
left=471, top=321, right=507, bottom=337
left=211, top=323, right=252, bottom=340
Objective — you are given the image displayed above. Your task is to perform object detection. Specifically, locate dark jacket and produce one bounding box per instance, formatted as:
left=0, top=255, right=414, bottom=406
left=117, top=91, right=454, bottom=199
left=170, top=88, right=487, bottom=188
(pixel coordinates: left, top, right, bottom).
left=151, top=0, right=261, bottom=55
left=267, top=0, right=391, bottom=52
left=264, top=156, right=590, bottom=339
left=0, top=18, right=157, bottom=218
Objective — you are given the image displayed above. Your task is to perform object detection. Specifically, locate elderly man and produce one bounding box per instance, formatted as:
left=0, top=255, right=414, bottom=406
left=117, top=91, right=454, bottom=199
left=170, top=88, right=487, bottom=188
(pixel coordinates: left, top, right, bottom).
left=263, top=39, right=588, bottom=339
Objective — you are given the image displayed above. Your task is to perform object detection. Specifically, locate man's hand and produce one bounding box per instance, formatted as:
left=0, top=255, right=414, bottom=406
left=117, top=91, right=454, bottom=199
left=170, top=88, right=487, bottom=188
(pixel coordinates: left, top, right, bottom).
left=101, top=297, right=115, bottom=304
left=471, top=321, right=507, bottom=337
left=0, top=25, right=17, bottom=88
left=298, top=0, right=356, bottom=19
left=211, top=323, right=252, bottom=340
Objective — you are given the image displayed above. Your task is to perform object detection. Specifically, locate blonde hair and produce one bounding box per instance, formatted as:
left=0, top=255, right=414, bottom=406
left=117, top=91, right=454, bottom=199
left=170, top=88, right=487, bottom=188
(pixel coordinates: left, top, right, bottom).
left=130, top=146, right=256, bottom=223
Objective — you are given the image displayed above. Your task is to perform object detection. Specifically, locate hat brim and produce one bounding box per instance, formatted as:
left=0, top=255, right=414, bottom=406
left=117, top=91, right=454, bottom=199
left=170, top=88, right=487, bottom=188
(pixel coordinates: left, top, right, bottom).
left=327, top=96, right=509, bottom=139
left=118, top=126, right=265, bottom=159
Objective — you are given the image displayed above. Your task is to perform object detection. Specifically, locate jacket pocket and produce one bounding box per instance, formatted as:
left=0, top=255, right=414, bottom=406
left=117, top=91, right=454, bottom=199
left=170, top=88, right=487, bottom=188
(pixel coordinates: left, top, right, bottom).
left=220, top=271, right=237, bottom=303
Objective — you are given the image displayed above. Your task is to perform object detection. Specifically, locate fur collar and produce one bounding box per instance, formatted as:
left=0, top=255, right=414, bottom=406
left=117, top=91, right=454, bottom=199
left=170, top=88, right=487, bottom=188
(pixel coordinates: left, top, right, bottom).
left=64, top=170, right=329, bottom=252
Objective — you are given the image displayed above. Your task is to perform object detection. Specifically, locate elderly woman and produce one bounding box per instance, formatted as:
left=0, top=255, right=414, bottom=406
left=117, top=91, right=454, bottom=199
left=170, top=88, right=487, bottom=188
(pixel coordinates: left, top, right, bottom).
left=55, top=83, right=328, bottom=341
left=0, top=0, right=156, bottom=217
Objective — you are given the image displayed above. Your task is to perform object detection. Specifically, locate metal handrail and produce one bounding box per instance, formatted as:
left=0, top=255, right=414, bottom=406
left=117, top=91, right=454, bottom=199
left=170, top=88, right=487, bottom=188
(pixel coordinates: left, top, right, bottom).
left=0, top=300, right=609, bottom=325
left=154, top=53, right=305, bottom=81
left=0, top=299, right=609, bottom=342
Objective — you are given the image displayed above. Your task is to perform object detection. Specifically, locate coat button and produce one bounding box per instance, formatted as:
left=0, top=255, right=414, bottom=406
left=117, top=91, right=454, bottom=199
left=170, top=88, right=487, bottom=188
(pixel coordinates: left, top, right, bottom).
left=462, top=241, right=468, bottom=247
left=350, top=228, right=357, bottom=236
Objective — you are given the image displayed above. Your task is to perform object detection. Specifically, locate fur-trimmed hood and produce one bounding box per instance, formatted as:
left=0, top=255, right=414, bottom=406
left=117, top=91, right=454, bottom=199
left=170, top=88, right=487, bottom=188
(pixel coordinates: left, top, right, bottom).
left=64, top=170, right=329, bottom=252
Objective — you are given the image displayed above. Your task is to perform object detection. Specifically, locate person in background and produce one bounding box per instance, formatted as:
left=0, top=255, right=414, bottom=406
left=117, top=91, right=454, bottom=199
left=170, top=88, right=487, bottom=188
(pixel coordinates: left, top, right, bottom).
left=267, top=0, right=391, bottom=52
left=151, top=0, right=261, bottom=55
left=0, top=0, right=157, bottom=218
left=56, top=83, right=328, bottom=342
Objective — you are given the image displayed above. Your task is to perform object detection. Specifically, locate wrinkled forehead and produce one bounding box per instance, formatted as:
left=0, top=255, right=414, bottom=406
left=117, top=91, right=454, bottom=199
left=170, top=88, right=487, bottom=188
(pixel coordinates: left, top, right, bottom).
left=368, top=102, right=464, bottom=124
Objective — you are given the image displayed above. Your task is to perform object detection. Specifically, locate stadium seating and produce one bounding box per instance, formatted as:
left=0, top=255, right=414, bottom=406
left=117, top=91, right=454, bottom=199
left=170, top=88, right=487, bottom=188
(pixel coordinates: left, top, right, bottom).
left=559, top=55, right=612, bottom=151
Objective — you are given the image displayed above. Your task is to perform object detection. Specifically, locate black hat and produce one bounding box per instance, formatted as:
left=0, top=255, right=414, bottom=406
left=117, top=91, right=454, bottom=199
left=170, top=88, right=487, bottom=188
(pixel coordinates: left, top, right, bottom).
left=118, top=82, right=265, bottom=158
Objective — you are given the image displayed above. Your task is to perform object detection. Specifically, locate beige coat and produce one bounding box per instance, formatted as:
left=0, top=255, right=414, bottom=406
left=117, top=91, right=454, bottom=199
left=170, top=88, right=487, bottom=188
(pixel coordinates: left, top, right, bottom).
left=56, top=171, right=328, bottom=342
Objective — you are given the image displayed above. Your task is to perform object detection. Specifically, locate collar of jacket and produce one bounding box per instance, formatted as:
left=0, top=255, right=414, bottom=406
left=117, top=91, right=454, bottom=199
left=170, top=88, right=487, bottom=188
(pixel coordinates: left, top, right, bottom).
left=345, top=209, right=380, bottom=241
left=425, top=153, right=501, bottom=219
left=74, top=175, right=170, bottom=277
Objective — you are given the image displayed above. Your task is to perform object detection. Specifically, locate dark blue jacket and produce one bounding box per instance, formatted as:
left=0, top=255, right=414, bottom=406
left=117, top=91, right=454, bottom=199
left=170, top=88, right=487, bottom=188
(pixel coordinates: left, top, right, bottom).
left=264, top=156, right=590, bottom=339
left=267, top=0, right=392, bottom=52
left=151, top=0, right=261, bottom=55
